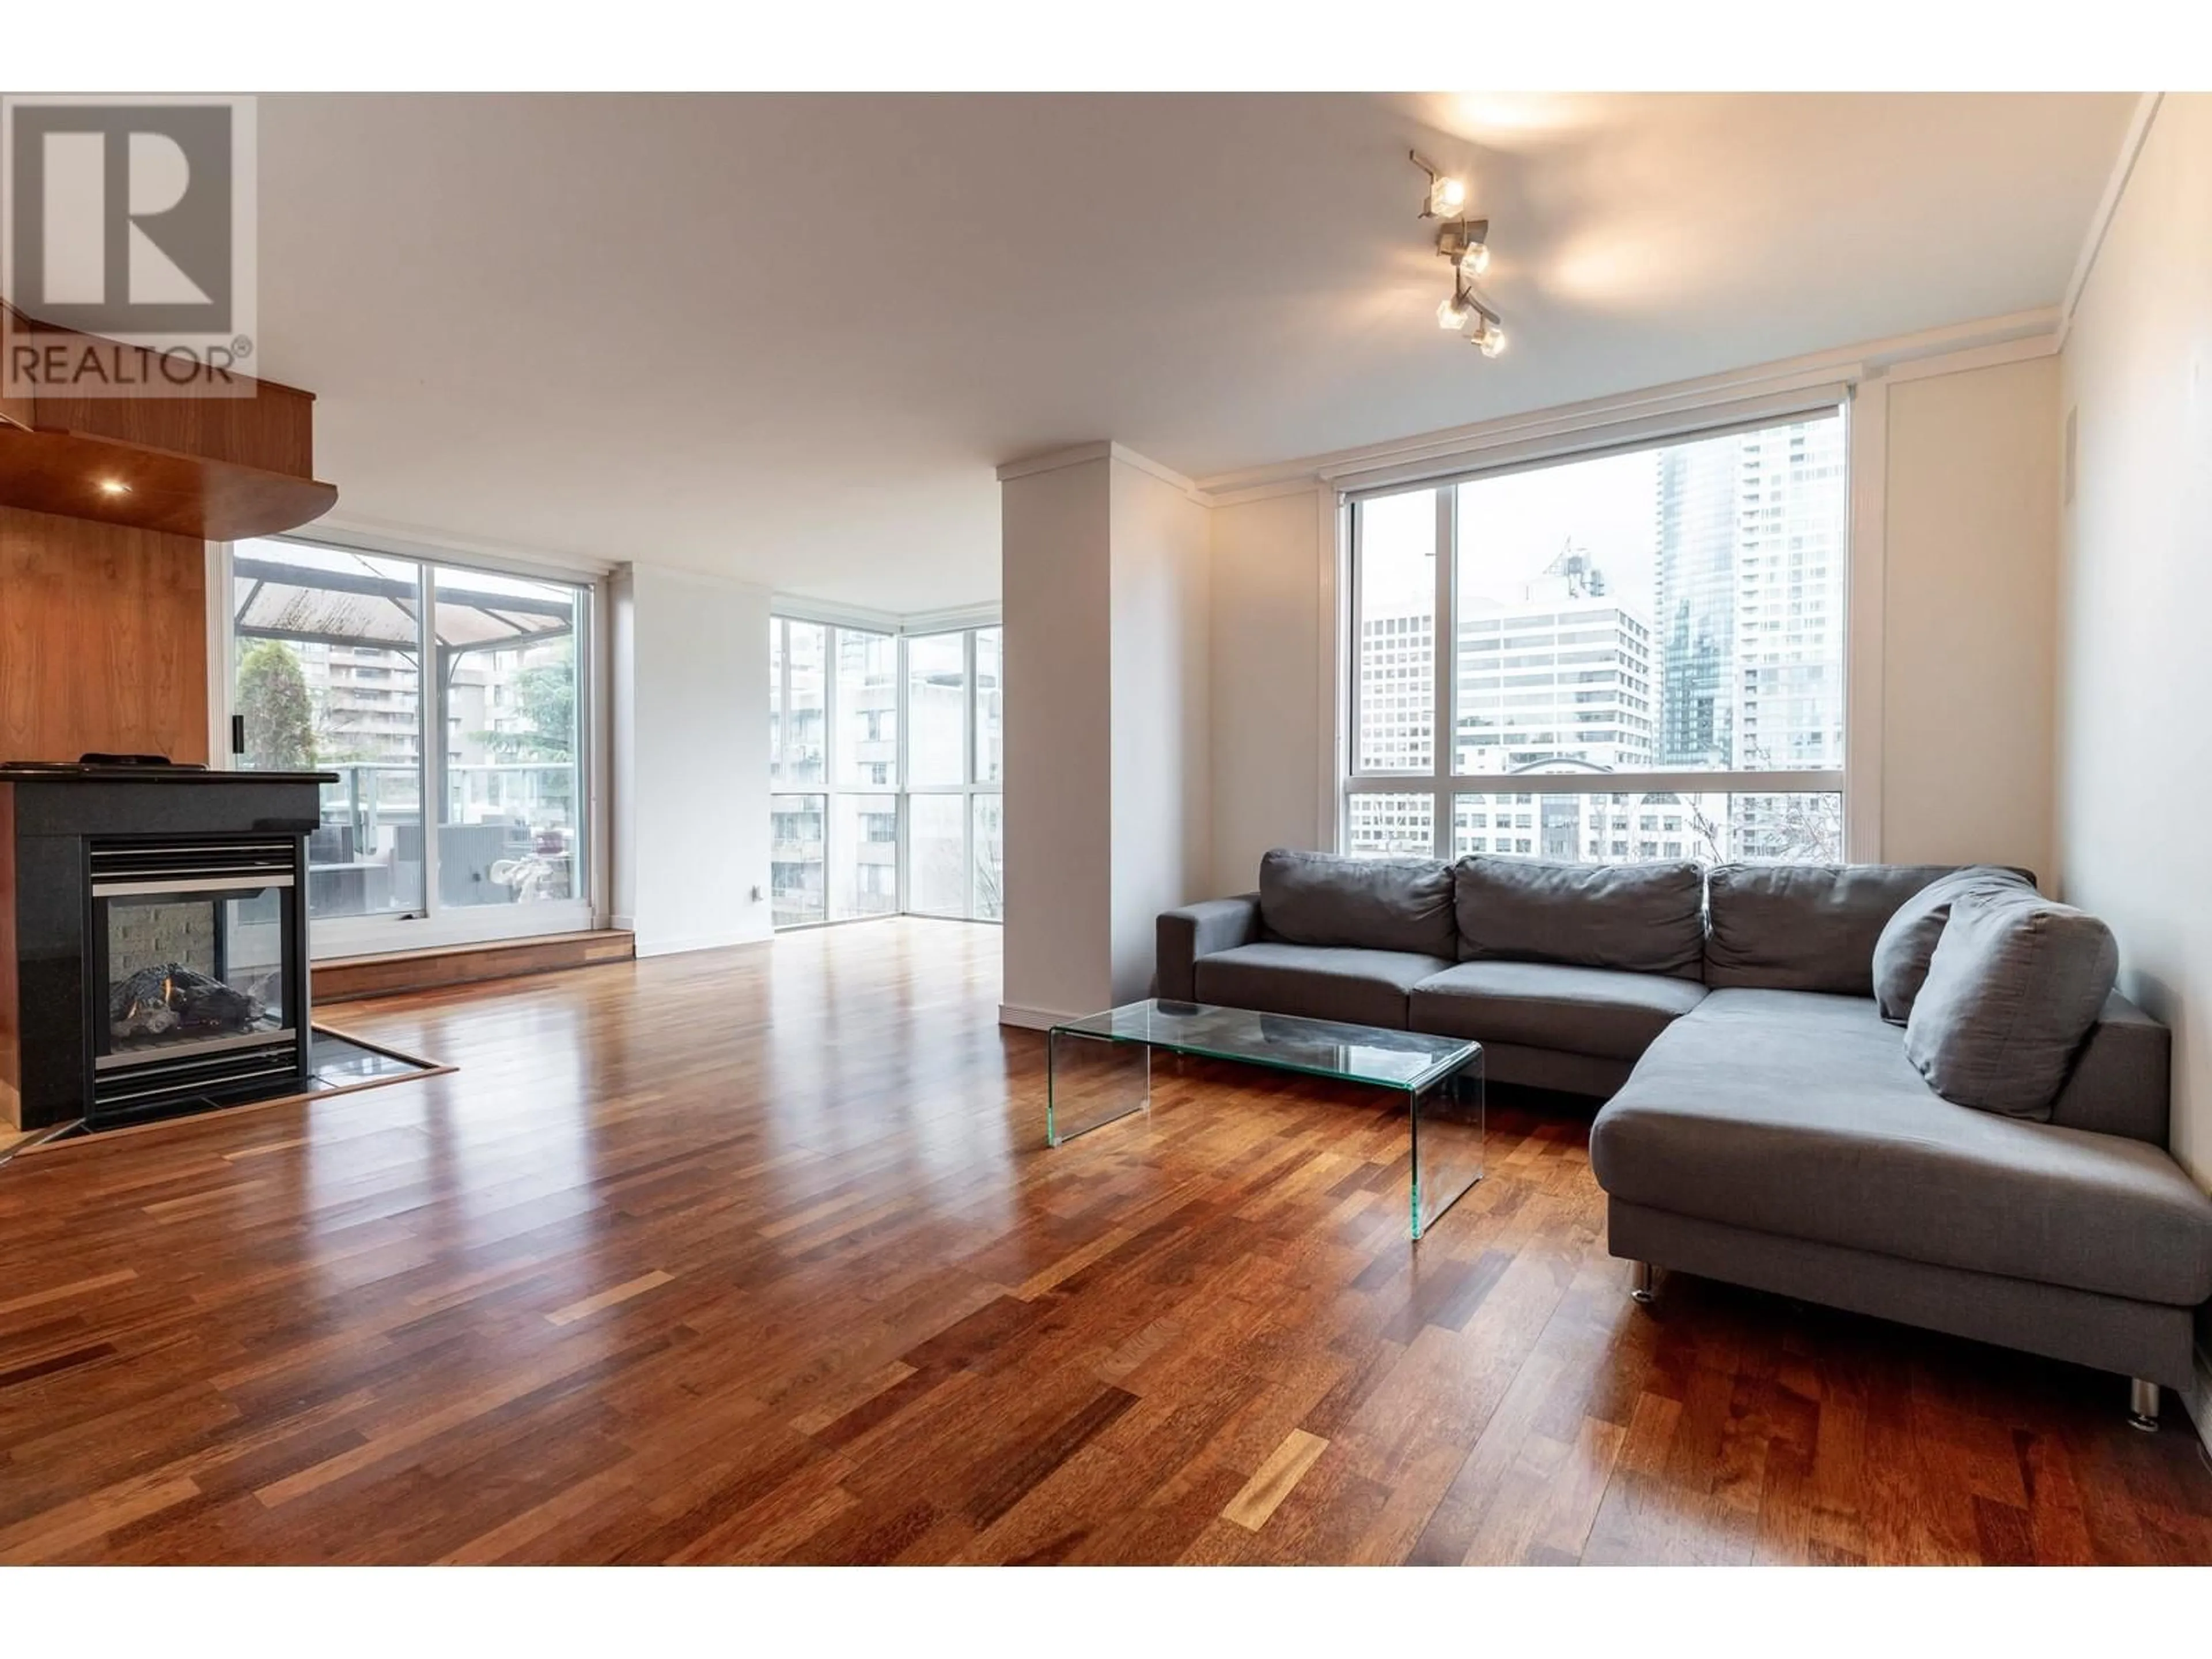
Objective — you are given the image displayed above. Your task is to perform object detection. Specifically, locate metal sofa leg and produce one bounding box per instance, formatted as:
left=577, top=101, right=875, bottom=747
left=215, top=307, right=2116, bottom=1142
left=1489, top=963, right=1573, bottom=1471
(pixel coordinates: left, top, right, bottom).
left=1629, top=1260, right=1656, bottom=1305
left=2129, top=1378, right=2161, bottom=1433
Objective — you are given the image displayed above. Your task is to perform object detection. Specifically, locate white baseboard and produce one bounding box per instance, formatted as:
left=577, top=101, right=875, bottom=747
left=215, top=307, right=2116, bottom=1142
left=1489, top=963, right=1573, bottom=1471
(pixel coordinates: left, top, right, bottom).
left=998, top=1003, right=1074, bottom=1032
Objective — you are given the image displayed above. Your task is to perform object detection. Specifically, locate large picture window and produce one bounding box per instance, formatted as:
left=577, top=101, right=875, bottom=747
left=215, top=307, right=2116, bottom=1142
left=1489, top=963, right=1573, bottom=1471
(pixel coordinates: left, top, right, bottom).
left=768, top=619, right=1002, bottom=927
left=1347, top=408, right=1849, bottom=863
left=230, top=536, right=593, bottom=950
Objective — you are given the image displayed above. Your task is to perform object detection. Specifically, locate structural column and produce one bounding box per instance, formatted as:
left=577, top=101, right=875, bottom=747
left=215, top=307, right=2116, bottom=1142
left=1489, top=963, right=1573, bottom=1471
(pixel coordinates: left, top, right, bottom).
left=998, top=444, right=1211, bottom=1025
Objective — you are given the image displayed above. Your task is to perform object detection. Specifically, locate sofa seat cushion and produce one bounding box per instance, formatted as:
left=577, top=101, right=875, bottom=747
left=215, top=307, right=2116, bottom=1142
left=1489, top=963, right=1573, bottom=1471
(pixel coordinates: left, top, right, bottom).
left=1409, top=962, right=1708, bottom=1062
left=1589, top=988, right=2212, bottom=1306
left=1192, top=943, right=1453, bottom=1031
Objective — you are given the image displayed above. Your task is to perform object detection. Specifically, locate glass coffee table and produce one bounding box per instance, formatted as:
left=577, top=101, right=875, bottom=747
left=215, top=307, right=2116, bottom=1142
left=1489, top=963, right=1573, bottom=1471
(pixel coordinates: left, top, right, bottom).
left=1046, top=999, right=1484, bottom=1240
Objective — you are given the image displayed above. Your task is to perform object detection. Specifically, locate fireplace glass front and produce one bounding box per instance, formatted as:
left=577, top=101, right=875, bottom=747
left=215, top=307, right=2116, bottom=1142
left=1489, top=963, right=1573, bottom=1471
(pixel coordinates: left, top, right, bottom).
left=101, top=891, right=290, bottom=1059
left=89, top=838, right=308, bottom=1118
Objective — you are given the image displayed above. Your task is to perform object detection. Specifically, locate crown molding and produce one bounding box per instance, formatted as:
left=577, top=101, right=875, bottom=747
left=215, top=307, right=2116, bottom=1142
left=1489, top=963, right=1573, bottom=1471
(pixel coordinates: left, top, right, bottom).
left=994, top=440, right=1112, bottom=482
left=289, top=513, right=618, bottom=581
left=768, top=591, right=906, bottom=634
left=763, top=592, right=998, bottom=636
left=902, top=600, right=1001, bottom=635
left=1190, top=307, right=2061, bottom=503
left=994, top=440, right=1200, bottom=499
left=1104, top=442, right=1202, bottom=499
left=1880, top=330, right=2061, bottom=386
left=2059, top=92, right=2164, bottom=350
left=1205, top=475, right=1338, bottom=509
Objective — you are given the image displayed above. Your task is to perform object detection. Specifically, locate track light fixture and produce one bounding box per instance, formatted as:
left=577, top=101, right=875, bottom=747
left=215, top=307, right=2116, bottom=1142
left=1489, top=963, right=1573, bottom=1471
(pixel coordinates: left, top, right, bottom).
left=1411, top=151, right=1467, bottom=221
left=1411, top=152, right=1505, bottom=359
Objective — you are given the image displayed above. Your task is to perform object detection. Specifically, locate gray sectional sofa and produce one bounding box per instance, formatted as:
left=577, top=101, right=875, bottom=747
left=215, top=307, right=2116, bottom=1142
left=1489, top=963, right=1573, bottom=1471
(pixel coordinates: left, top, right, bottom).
left=1158, top=849, right=2212, bottom=1426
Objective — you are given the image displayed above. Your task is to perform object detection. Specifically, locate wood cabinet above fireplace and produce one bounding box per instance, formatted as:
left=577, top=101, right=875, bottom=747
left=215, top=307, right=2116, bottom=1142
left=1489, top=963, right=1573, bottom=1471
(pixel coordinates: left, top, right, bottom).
left=0, top=297, right=342, bottom=767
left=0, top=302, right=338, bottom=542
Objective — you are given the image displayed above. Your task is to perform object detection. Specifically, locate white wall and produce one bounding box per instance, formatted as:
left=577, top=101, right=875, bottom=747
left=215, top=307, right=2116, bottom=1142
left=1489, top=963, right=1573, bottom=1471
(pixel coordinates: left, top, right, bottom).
left=1201, top=365, right=2066, bottom=893
left=1108, top=460, right=1212, bottom=1002
left=1880, top=355, right=2061, bottom=878
left=1209, top=489, right=1328, bottom=893
left=612, top=564, right=774, bottom=957
left=2055, top=96, right=2212, bottom=1180
left=1001, top=455, right=1115, bottom=1020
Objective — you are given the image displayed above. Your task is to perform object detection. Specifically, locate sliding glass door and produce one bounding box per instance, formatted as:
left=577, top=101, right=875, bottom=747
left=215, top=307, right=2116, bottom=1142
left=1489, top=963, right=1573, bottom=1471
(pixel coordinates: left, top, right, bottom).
left=232, top=543, right=427, bottom=922
left=230, top=536, right=595, bottom=953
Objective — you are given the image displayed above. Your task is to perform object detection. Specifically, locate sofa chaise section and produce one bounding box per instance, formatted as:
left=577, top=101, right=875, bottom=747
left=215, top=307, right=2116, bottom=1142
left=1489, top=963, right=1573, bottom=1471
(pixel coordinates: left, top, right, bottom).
left=1591, top=986, right=2212, bottom=1393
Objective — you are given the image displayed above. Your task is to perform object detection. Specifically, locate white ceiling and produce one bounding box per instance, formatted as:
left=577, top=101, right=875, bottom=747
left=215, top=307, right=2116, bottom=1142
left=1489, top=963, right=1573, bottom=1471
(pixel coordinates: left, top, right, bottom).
left=255, top=92, right=2134, bottom=613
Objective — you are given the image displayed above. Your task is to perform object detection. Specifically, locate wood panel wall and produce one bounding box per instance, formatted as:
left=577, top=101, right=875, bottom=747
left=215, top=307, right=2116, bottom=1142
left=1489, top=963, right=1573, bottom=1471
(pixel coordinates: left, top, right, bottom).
left=0, top=506, right=210, bottom=764
left=0, top=784, right=17, bottom=1130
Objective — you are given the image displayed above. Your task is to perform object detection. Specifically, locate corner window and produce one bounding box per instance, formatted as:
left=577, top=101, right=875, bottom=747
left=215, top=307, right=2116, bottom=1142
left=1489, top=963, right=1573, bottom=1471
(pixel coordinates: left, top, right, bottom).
left=769, top=620, right=1002, bottom=926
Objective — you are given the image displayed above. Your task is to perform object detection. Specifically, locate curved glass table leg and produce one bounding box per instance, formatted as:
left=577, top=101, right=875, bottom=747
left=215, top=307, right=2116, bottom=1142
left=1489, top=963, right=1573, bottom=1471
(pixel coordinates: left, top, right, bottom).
left=1046, top=1027, right=1151, bottom=1146
left=1409, top=1052, right=1486, bottom=1240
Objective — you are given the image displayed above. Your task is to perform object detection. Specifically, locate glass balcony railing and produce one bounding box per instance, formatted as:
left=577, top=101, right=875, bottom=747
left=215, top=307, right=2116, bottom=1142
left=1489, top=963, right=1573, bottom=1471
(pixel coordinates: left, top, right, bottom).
left=307, top=762, right=583, bottom=916
left=315, top=763, right=577, bottom=828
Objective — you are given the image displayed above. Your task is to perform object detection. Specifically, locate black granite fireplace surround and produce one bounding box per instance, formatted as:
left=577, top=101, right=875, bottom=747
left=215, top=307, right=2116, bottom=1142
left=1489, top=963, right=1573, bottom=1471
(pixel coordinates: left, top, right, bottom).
left=0, top=764, right=333, bottom=1133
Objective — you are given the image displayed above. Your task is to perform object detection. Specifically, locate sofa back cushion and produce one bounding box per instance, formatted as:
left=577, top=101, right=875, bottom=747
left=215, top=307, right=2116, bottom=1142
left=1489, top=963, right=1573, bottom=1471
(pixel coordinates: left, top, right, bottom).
left=1258, top=847, right=1456, bottom=957
left=1870, top=865, right=2038, bottom=1024
left=1905, top=889, right=2119, bottom=1119
left=1453, top=856, right=1705, bottom=978
left=1704, top=863, right=1988, bottom=995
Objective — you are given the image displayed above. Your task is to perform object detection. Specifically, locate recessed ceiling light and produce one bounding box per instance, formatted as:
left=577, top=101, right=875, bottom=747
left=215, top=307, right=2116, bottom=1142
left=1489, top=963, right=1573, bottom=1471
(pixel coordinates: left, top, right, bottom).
left=97, top=479, right=131, bottom=497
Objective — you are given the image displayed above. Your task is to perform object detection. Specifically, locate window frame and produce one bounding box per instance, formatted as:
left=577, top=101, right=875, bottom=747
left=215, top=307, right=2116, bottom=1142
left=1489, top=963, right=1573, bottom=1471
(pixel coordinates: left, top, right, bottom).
left=900, top=624, right=1003, bottom=923
left=211, top=534, right=607, bottom=960
left=1338, top=399, right=1857, bottom=864
left=769, top=617, right=1003, bottom=931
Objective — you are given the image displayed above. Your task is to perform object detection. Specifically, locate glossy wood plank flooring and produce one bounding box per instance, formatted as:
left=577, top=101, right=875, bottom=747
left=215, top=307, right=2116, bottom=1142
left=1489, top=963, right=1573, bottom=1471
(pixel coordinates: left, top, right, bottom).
left=4, top=919, right=2211, bottom=1565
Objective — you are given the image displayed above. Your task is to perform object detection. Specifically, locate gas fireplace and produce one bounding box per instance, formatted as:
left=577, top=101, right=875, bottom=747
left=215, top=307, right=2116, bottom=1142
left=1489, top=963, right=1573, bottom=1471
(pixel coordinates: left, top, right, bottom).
left=90, top=836, right=308, bottom=1120
left=0, top=760, right=328, bottom=1134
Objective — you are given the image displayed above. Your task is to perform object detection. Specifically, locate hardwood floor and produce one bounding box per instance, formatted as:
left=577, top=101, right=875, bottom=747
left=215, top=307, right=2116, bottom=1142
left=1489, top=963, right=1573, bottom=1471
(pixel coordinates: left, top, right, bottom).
left=3, top=917, right=2210, bottom=1565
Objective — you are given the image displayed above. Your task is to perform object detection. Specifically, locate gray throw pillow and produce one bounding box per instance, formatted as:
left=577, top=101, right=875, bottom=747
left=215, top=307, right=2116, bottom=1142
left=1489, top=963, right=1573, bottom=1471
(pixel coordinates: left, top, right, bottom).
left=1870, top=865, right=2036, bottom=1025
left=1904, top=890, right=2119, bottom=1119
left=1257, top=847, right=1457, bottom=958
